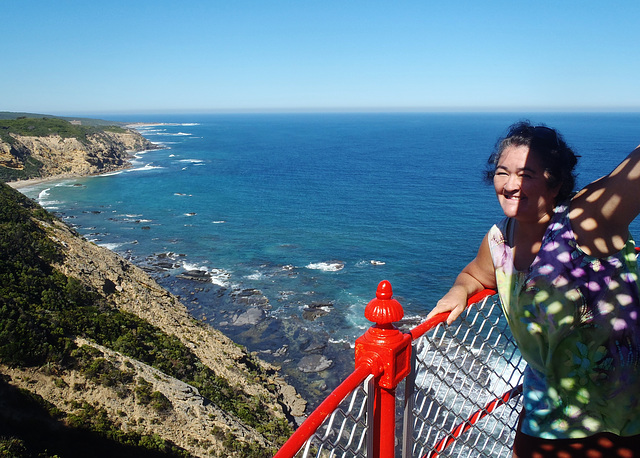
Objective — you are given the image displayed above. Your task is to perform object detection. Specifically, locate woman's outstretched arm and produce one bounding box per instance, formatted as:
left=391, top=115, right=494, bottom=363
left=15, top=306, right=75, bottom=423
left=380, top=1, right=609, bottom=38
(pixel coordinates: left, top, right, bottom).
left=570, top=144, right=640, bottom=257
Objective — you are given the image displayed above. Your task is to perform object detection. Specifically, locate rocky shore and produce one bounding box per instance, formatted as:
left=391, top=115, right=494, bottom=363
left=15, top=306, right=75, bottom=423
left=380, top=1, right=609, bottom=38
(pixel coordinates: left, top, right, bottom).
left=134, top=251, right=358, bottom=407
left=0, top=118, right=309, bottom=456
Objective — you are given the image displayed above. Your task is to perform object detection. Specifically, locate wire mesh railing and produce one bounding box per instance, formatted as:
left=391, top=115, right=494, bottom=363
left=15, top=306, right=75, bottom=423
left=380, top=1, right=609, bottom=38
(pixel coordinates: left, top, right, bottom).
left=294, top=375, right=374, bottom=458
left=275, top=364, right=377, bottom=458
left=403, top=293, right=526, bottom=458
left=275, top=285, right=526, bottom=458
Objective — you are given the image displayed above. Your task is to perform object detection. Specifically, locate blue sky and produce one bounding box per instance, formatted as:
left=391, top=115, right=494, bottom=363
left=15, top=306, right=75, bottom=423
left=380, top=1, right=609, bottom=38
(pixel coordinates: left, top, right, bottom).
left=4, top=0, right=639, bottom=114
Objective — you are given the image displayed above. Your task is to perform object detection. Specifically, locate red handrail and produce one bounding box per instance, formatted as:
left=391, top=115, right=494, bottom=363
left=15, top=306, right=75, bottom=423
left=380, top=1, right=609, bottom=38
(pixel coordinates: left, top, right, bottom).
left=274, top=285, right=507, bottom=458
left=409, top=289, right=497, bottom=341
left=424, top=384, right=524, bottom=458
left=273, top=363, right=375, bottom=458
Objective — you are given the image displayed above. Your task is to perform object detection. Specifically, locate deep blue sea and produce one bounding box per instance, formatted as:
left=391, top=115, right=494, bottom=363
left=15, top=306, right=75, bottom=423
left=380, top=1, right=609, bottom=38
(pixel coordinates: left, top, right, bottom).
left=18, top=112, right=640, bottom=404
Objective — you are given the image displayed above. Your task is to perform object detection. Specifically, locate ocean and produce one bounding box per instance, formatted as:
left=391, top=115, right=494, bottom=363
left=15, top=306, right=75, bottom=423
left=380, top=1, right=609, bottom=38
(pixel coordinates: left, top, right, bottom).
left=17, top=112, right=640, bottom=406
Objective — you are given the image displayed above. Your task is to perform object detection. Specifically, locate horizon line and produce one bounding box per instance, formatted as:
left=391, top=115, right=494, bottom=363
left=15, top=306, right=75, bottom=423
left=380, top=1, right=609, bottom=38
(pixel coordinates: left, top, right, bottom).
left=5, top=106, right=640, bottom=118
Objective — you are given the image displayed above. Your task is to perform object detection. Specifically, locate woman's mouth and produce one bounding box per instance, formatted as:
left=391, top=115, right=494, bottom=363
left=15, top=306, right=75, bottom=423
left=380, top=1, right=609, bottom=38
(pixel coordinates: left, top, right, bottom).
left=504, top=193, right=524, bottom=200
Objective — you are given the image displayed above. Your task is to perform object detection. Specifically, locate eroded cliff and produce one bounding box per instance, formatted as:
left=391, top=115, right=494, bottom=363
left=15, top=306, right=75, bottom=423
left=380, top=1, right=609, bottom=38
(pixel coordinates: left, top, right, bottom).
left=0, top=117, right=156, bottom=181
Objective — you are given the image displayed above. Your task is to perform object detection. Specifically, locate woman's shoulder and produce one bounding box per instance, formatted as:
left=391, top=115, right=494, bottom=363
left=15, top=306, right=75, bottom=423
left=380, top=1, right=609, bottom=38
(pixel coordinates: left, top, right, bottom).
left=491, top=217, right=510, bottom=233
left=487, top=218, right=513, bottom=256
left=489, top=217, right=513, bottom=243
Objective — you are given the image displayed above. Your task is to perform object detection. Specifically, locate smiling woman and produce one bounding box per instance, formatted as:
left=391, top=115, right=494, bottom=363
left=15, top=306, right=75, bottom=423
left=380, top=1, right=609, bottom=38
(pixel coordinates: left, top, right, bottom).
left=493, top=145, right=557, bottom=222
left=428, top=121, right=640, bottom=457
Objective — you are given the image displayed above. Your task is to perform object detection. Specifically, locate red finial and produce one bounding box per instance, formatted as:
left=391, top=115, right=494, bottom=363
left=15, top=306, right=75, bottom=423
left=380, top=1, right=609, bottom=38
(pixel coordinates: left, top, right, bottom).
left=364, top=280, right=404, bottom=325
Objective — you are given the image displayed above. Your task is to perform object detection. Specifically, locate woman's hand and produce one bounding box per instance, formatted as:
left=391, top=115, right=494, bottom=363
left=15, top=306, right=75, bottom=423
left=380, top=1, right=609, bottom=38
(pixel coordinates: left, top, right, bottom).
left=427, top=285, right=469, bottom=325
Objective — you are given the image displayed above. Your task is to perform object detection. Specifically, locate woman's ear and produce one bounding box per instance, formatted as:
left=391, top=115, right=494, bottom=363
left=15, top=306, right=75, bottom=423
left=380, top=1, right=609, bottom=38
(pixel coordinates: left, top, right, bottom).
left=546, top=174, right=563, bottom=203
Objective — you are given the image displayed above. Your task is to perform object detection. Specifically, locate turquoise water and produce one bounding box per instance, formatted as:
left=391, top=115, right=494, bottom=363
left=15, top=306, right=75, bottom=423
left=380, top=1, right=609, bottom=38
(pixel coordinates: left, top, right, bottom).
left=19, top=112, right=640, bottom=401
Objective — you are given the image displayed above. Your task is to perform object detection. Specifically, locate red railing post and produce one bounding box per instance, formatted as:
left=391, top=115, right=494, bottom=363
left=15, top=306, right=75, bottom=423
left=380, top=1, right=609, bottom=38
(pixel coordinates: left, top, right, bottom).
left=355, top=280, right=412, bottom=458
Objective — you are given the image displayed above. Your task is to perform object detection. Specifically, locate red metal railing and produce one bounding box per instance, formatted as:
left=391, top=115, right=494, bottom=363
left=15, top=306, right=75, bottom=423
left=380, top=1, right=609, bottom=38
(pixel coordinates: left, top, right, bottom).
left=424, top=384, right=523, bottom=458
left=274, top=364, right=374, bottom=457
left=274, top=281, right=521, bottom=458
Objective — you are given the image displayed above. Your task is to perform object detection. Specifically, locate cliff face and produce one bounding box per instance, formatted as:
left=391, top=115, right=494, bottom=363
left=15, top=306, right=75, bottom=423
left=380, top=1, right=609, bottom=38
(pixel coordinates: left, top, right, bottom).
left=47, top=215, right=305, bottom=417
left=0, top=208, right=306, bottom=456
left=0, top=128, right=156, bottom=179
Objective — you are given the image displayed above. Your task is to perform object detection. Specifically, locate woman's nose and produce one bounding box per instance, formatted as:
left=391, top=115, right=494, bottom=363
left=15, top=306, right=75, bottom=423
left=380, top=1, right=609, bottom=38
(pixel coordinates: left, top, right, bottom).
left=504, top=175, right=520, bottom=191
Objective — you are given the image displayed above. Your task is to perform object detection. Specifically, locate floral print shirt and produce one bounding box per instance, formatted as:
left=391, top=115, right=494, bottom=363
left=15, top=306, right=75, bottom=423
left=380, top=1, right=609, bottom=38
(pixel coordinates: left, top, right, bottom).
left=488, top=202, right=640, bottom=439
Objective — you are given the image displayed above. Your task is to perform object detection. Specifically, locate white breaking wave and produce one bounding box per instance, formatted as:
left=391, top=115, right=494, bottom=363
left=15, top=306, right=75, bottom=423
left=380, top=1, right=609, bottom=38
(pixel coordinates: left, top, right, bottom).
left=210, top=268, right=231, bottom=287
left=306, top=261, right=345, bottom=272
left=328, top=337, right=356, bottom=349
left=98, top=242, right=125, bottom=251
left=133, top=149, right=156, bottom=156
left=246, top=271, right=265, bottom=281
left=122, top=218, right=152, bottom=223
left=178, top=159, right=205, bottom=164
left=38, top=188, right=51, bottom=200
left=355, top=259, right=386, bottom=267
left=159, top=132, right=192, bottom=136
left=36, top=188, right=61, bottom=209
left=183, top=262, right=208, bottom=272
left=181, top=262, right=231, bottom=287
left=127, top=164, right=164, bottom=172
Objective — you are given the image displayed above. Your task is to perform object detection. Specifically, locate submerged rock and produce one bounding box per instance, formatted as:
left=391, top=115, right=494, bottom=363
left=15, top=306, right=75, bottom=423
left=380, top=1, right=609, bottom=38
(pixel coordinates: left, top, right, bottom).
left=302, top=301, right=333, bottom=321
left=177, top=269, right=210, bottom=282
left=231, top=288, right=270, bottom=308
left=297, top=354, right=334, bottom=373
left=231, top=307, right=266, bottom=326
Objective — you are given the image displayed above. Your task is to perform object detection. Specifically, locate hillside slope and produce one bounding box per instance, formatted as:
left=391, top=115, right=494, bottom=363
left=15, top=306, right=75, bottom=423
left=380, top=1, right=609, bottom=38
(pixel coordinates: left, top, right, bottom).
left=0, top=182, right=304, bottom=457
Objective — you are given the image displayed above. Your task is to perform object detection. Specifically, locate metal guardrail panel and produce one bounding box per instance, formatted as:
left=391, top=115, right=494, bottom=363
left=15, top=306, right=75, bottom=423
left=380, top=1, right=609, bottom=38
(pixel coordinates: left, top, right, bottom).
left=296, top=375, right=375, bottom=458
left=405, top=295, right=526, bottom=458
left=278, top=292, right=526, bottom=458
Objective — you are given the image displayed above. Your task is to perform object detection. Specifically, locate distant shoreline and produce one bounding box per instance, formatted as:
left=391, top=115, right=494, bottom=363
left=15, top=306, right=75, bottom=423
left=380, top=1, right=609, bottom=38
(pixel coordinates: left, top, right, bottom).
left=6, top=124, right=160, bottom=190
left=125, top=122, right=166, bottom=128
left=7, top=174, right=84, bottom=190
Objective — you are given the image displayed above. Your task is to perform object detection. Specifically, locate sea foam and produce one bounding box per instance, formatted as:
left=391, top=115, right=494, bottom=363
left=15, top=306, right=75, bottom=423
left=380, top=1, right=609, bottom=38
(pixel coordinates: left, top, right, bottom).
left=306, top=261, right=345, bottom=272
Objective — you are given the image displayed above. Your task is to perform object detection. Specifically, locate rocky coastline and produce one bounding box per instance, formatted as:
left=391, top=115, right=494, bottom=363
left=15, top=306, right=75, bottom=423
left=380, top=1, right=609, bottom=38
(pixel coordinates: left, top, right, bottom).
left=132, top=251, right=358, bottom=408
left=0, top=118, right=309, bottom=456
left=1, top=120, right=158, bottom=184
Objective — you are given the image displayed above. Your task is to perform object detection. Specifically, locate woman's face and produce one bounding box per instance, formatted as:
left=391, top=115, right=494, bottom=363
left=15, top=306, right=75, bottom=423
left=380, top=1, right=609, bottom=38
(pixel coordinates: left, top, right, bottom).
left=493, top=145, right=559, bottom=224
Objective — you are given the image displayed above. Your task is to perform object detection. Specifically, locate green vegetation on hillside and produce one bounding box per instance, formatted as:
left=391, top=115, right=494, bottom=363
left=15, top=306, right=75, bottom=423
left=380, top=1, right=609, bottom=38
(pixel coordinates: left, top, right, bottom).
left=0, top=111, right=127, bottom=127
left=0, top=183, right=292, bottom=457
left=0, top=377, right=188, bottom=458
left=0, top=117, right=127, bottom=145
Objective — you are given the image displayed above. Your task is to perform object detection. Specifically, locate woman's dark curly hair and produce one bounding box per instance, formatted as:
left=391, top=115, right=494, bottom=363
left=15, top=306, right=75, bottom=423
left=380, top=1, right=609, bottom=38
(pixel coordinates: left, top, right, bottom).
left=485, top=121, right=579, bottom=204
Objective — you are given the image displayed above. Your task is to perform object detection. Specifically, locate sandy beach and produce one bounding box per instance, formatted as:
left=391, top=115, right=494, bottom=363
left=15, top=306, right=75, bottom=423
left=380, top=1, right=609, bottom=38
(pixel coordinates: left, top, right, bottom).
left=6, top=174, right=82, bottom=190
